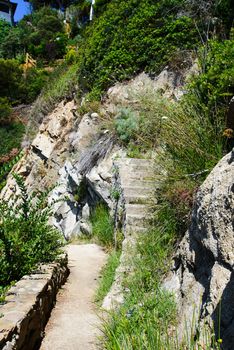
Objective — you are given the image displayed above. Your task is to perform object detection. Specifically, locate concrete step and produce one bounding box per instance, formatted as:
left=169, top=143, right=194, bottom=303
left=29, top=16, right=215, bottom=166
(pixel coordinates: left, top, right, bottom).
left=115, top=158, right=154, bottom=166
left=125, top=225, right=148, bottom=235
left=126, top=213, right=151, bottom=226
left=123, top=186, right=154, bottom=197
left=124, top=193, right=153, bottom=204
left=121, top=179, right=156, bottom=188
left=125, top=204, right=152, bottom=216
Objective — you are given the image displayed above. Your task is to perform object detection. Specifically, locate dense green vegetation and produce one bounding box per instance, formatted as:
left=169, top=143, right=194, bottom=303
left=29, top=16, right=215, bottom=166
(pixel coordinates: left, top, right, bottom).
left=77, top=0, right=198, bottom=98
left=0, top=0, right=233, bottom=346
left=0, top=175, right=63, bottom=297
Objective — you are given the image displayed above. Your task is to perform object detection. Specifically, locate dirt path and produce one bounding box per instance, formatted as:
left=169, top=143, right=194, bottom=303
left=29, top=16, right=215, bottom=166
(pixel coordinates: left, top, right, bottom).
left=40, top=244, right=107, bottom=350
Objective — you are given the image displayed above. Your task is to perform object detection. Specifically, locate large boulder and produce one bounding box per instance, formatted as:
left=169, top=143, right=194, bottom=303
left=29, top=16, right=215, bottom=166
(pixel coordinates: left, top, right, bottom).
left=163, top=150, right=234, bottom=348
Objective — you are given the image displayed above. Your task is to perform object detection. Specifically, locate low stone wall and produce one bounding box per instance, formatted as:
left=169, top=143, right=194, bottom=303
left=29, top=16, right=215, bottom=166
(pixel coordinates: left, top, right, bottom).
left=0, top=254, right=69, bottom=350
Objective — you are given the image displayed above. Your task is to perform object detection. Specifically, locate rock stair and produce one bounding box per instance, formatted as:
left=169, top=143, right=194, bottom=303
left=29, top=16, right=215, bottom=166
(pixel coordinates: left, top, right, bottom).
left=102, top=157, right=156, bottom=309
left=116, top=157, right=155, bottom=234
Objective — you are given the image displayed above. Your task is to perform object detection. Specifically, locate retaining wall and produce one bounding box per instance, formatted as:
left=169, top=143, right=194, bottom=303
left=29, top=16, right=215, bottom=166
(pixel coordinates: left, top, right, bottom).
left=0, top=255, right=69, bottom=350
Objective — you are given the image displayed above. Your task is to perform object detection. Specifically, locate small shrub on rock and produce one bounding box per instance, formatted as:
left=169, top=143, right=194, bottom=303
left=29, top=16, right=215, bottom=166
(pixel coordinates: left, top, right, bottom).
left=0, top=175, right=63, bottom=288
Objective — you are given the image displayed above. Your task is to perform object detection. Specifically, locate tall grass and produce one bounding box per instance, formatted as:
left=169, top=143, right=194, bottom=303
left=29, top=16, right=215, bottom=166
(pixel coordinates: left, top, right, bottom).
left=95, top=250, right=121, bottom=305
left=90, top=204, right=114, bottom=248
left=27, top=62, right=79, bottom=136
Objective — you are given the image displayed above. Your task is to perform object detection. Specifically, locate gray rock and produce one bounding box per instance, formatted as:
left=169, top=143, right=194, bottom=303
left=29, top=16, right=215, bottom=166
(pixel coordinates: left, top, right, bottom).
left=163, top=150, right=234, bottom=347
left=82, top=203, right=90, bottom=220
left=80, top=221, right=92, bottom=236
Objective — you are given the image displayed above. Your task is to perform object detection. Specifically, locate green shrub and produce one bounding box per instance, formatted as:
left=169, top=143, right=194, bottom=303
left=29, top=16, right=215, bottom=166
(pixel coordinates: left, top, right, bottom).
left=0, top=175, right=63, bottom=288
left=0, top=122, right=24, bottom=156
left=188, top=38, right=234, bottom=123
left=115, top=108, right=140, bottom=143
left=0, top=97, right=12, bottom=125
left=24, top=68, right=49, bottom=102
left=90, top=204, right=114, bottom=247
left=0, top=59, right=25, bottom=103
left=77, top=0, right=198, bottom=97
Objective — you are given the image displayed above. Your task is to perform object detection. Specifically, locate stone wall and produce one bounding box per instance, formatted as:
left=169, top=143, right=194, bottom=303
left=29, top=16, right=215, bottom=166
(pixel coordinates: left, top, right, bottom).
left=0, top=255, right=69, bottom=350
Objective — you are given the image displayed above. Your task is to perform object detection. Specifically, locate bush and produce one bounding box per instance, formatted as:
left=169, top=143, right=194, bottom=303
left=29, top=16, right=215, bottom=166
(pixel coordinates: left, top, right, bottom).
left=0, top=122, right=25, bottom=156
left=0, top=7, right=67, bottom=61
left=0, top=175, right=63, bottom=288
left=0, top=59, right=26, bottom=103
left=115, top=108, right=140, bottom=144
left=0, top=97, right=12, bottom=125
left=189, top=38, right=234, bottom=126
left=77, top=0, right=198, bottom=97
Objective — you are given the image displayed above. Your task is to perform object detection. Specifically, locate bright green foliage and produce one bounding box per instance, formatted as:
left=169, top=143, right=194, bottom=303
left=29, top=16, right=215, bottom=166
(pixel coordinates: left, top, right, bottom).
left=77, top=0, right=198, bottom=96
left=95, top=250, right=120, bottom=304
left=189, top=38, right=234, bottom=124
left=0, top=175, right=63, bottom=288
left=90, top=204, right=114, bottom=247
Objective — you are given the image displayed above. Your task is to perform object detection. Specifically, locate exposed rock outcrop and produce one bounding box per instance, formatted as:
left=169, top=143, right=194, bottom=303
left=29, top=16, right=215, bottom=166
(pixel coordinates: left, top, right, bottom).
left=163, top=150, right=234, bottom=349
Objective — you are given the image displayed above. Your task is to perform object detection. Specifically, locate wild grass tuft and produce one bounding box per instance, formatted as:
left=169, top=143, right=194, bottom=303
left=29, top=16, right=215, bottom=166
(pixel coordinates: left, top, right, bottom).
left=90, top=203, right=114, bottom=248
left=95, top=250, right=121, bottom=305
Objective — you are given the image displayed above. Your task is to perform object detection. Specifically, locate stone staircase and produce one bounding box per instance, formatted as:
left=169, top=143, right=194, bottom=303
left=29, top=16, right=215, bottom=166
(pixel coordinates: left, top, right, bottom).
left=102, top=157, right=156, bottom=309
left=116, top=158, right=155, bottom=236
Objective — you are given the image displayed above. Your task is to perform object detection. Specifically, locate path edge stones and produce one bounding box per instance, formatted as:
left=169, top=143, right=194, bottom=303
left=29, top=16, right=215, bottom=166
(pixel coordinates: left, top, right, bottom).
left=0, top=254, right=69, bottom=350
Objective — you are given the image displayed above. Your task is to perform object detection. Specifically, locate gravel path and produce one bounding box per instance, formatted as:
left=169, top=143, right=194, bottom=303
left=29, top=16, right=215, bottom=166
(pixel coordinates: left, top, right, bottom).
left=40, top=244, right=107, bottom=350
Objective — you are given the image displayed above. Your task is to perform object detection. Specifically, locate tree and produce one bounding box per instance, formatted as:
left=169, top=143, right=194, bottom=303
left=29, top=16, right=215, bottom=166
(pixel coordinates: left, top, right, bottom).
left=0, top=59, right=25, bottom=103
left=0, top=7, right=67, bottom=61
left=0, top=19, right=11, bottom=57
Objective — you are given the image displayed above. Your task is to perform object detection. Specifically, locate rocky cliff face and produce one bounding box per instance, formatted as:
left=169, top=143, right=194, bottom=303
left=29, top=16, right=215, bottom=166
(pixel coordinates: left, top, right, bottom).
left=1, top=99, right=121, bottom=240
left=163, top=150, right=234, bottom=348
left=2, top=68, right=188, bottom=240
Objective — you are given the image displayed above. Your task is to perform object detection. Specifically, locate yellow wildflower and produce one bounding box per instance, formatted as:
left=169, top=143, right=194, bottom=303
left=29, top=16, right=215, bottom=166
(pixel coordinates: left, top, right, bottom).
left=223, top=128, right=234, bottom=138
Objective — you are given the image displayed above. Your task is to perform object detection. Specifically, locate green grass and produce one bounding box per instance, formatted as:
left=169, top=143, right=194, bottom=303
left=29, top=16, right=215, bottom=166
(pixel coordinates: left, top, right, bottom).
left=90, top=204, right=114, bottom=247
left=101, top=224, right=177, bottom=350
left=95, top=250, right=121, bottom=305
left=0, top=123, right=25, bottom=156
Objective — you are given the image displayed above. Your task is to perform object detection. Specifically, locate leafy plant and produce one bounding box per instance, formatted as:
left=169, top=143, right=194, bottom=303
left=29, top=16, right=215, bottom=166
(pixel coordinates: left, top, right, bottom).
left=0, top=175, right=63, bottom=288
left=115, top=108, right=140, bottom=144
left=0, top=122, right=25, bottom=156
left=77, top=0, right=198, bottom=97
left=0, top=97, right=12, bottom=125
